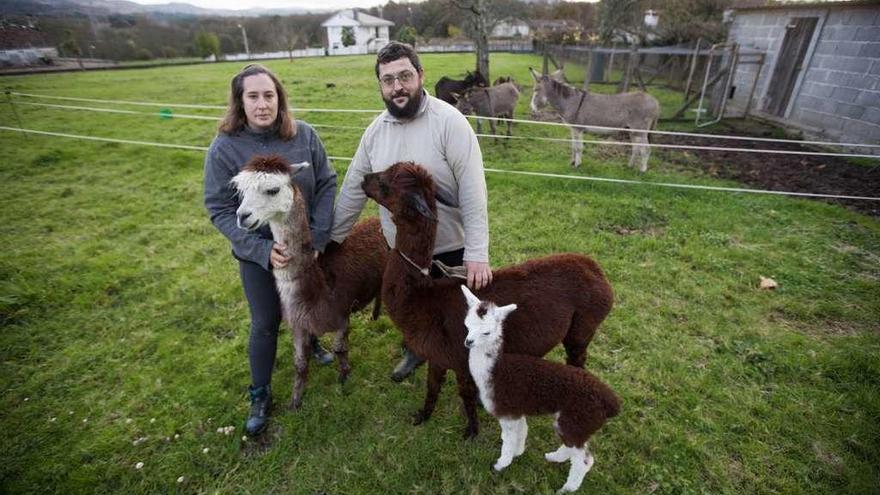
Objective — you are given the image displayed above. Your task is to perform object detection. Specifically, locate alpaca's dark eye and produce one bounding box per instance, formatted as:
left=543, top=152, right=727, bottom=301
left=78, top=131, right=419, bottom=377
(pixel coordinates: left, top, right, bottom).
left=483, top=332, right=490, bottom=336
left=265, top=187, right=280, bottom=196
left=379, top=182, right=390, bottom=196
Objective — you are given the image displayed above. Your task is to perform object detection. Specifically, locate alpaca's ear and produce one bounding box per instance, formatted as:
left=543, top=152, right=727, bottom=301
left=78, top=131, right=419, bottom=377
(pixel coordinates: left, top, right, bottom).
left=406, top=191, right=436, bottom=221
left=529, top=67, right=540, bottom=81
left=494, top=303, right=518, bottom=321
left=450, top=91, right=460, bottom=100
left=435, top=187, right=459, bottom=208
left=289, top=161, right=311, bottom=177
left=460, top=284, right=480, bottom=308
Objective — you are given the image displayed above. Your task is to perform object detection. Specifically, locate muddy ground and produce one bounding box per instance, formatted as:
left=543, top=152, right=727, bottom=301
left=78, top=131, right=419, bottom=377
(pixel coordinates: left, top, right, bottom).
left=650, top=121, right=879, bottom=217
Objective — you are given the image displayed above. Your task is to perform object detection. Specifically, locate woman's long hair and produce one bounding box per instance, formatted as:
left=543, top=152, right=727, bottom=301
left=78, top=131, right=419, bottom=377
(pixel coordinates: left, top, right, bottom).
left=219, top=63, right=296, bottom=140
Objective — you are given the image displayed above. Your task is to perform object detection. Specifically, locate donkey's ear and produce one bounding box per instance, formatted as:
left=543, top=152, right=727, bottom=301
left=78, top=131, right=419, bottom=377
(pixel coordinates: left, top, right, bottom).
left=461, top=285, right=481, bottom=308
left=405, top=191, right=436, bottom=221
left=289, top=161, right=311, bottom=176
left=529, top=67, right=541, bottom=81
left=494, top=303, right=518, bottom=321
left=435, top=187, right=459, bottom=208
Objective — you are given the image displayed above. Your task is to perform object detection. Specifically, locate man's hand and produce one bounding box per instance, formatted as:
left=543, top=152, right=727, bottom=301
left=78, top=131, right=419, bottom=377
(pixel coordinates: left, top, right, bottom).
left=465, top=261, right=492, bottom=290
left=270, top=242, right=291, bottom=269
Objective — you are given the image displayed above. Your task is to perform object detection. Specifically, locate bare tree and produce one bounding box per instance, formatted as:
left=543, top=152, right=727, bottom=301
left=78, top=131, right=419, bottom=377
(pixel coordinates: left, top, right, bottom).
left=449, top=0, right=491, bottom=81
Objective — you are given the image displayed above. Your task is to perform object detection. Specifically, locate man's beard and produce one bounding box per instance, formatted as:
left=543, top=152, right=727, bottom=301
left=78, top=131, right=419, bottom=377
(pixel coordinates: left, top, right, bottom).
left=383, top=86, right=423, bottom=119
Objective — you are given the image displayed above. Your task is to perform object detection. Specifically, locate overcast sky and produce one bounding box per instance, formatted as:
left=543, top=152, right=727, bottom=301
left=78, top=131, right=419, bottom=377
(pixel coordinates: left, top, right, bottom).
left=131, top=0, right=389, bottom=10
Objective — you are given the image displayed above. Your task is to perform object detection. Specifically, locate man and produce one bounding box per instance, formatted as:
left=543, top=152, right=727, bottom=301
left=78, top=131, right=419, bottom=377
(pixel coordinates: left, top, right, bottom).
left=331, top=42, right=492, bottom=381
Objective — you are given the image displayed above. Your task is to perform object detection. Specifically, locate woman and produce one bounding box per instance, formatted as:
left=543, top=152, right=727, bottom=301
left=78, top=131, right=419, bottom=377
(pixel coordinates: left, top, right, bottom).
left=204, top=64, right=337, bottom=436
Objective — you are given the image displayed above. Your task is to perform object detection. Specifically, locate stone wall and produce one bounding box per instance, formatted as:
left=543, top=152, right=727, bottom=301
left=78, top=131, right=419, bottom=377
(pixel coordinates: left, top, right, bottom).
left=727, top=5, right=880, bottom=150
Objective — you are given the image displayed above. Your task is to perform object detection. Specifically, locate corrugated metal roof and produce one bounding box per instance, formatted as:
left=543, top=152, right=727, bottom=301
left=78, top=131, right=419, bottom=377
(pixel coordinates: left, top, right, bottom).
left=732, top=0, right=879, bottom=11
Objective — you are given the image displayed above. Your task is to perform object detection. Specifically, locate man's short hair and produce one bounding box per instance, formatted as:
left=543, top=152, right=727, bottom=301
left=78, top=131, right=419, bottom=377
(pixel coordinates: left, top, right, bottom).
left=375, top=41, right=422, bottom=78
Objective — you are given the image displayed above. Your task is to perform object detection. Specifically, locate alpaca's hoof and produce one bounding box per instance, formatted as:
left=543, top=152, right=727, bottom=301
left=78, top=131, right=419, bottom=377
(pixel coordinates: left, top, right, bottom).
left=411, top=410, right=430, bottom=425
left=287, top=399, right=302, bottom=412
left=337, top=371, right=350, bottom=384
left=462, top=424, right=479, bottom=440
left=492, top=460, right=510, bottom=472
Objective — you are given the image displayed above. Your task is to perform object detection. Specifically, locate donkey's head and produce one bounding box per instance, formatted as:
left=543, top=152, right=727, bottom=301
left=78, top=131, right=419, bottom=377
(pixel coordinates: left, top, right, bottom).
left=464, top=70, right=489, bottom=88
left=361, top=162, right=457, bottom=225
left=453, top=89, right=479, bottom=115
left=529, top=67, right=552, bottom=114
left=461, top=285, right=517, bottom=350
left=230, top=154, right=309, bottom=230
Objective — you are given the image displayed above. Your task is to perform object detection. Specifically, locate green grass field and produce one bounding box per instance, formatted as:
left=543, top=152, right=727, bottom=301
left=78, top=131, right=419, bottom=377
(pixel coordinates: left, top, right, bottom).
left=1, top=53, right=878, bottom=494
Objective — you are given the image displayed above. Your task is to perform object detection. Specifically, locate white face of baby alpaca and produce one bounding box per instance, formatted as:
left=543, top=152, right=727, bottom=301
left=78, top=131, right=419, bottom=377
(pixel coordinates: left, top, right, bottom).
left=231, top=171, right=294, bottom=230
left=461, top=285, right=517, bottom=349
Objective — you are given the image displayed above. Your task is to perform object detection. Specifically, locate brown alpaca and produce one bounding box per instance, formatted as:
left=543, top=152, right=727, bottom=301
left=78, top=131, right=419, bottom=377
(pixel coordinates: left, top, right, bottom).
left=462, top=285, right=620, bottom=493
left=232, top=155, right=387, bottom=410
left=360, top=161, right=613, bottom=438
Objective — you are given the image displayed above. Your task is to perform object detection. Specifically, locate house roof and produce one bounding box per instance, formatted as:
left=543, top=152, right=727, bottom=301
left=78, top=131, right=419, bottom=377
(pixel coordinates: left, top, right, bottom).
left=322, top=9, right=394, bottom=28
left=731, top=0, right=879, bottom=11
left=530, top=19, right=581, bottom=31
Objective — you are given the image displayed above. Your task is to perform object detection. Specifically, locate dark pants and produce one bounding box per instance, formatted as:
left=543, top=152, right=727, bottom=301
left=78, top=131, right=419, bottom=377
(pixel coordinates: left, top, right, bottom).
left=238, top=259, right=283, bottom=389
left=431, top=248, right=465, bottom=278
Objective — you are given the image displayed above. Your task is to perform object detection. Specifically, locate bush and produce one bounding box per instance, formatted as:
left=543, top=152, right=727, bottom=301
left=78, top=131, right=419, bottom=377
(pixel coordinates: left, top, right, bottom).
left=135, top=48, right=154, bottom=60
left=160, top=46, right=179, bottom=59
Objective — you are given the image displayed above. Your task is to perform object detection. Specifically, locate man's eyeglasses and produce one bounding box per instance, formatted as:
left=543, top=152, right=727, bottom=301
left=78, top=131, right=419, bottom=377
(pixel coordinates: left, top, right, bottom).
left=379, top=70, right=416, bottom=88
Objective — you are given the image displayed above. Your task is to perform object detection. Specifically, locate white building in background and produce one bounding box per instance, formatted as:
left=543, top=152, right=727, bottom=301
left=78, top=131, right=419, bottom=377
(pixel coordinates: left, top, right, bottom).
left=322, top=9, right=394, bottom=56
left=491, top=19, right=530, bottom=38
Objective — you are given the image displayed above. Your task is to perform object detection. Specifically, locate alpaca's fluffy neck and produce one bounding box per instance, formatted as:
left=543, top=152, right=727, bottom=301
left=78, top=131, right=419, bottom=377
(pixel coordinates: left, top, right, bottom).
left=268, top=192, right=323, bottom=286
left=469, top=332, right=503, bottom=414
left=393, top=215, right=437, bottom=277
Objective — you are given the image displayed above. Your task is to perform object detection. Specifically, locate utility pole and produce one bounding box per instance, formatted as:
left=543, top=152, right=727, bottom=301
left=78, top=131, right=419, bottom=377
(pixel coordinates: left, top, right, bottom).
left=238, top=24, right=250, bottom=59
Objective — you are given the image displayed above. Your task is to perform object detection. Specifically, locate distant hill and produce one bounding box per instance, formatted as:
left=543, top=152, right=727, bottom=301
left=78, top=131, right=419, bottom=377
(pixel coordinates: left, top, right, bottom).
left=4, top=0, right=330, bottom=17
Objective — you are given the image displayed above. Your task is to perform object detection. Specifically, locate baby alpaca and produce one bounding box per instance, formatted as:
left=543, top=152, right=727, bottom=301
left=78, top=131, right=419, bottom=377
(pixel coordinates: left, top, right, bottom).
left=462, top=286, right=620, bottom=493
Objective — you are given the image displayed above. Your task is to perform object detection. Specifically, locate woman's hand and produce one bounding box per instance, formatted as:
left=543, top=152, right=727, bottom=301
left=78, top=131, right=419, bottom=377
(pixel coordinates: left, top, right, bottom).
left=270, top=242, right=291, bottom=269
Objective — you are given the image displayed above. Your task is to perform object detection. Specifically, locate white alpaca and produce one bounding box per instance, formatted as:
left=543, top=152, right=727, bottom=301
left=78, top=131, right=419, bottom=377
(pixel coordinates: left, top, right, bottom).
left=231, top=154, right=386, bottom=410
left=462, top=285, right=621, bottom=493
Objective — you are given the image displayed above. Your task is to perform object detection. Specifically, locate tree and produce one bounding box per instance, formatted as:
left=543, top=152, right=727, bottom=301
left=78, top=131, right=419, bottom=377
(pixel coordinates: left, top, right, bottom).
left=341, top=26, right=356, bottom=47
left=397, top=25, right=418, bottom=46
left=450, top=0, right=491, bottom=81
left=598, top=0, right=640, bottom=44
left=58, top=29, right=82, bottom=57
left=194, top=31, right=220, bottom=60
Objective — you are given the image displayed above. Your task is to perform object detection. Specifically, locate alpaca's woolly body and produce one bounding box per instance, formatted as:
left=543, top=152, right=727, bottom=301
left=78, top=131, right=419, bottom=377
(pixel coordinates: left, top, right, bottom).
left=233, top=155, right=386, bottom=410
left=463, top=288, right=620, bottom=493
left=361, top=162, right=614, bottom=437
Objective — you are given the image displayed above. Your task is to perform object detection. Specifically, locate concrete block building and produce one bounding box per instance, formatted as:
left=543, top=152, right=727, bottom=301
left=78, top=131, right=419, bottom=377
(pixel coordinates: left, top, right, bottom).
left=726, top=1, right=879, bottom=148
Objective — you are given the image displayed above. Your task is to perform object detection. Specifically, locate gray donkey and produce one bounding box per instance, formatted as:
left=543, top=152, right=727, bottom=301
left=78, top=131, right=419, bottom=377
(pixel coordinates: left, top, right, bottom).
left=454, top=82, right=521, bottom=142
left=529, top=68, right=660, bottom=172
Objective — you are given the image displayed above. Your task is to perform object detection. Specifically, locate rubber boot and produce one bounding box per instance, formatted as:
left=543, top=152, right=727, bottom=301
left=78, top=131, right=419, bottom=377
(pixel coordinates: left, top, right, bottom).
left=391, top=345, right=425, bottom=382
left=245, top=384, right=271, bottom=436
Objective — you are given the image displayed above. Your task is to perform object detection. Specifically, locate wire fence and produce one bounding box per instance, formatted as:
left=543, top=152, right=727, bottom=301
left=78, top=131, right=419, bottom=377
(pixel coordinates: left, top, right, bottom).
left=2, top=91, right=879, bottom=203
left=2, top=125, right=877, bottom=202
left=7, top=92, right=880, bottom=159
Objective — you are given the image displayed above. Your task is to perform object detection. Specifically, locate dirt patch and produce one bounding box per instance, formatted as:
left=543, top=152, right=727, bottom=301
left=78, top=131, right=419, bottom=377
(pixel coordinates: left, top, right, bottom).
left=653, top=121, right=880, bottom=217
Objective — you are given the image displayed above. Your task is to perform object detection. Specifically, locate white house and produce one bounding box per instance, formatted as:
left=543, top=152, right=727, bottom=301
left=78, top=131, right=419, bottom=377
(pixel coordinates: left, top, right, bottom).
left=322, top=9, right=394, bottom=56
left=491, top=19, right=530, bottom=38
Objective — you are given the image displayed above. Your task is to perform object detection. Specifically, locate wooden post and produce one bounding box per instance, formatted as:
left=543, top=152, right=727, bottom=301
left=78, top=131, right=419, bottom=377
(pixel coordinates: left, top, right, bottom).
left=621, top=44, right=638, bottom=93
left=583, top=47, right=592, bottom=91
left=542, top=41, right=549, bottom=75
left=607, top=43, right=617, bottom=83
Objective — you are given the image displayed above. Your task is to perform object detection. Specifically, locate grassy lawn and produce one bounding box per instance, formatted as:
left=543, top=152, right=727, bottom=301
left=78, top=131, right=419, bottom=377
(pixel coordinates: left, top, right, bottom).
left=1, top=53, right=878, bottom=494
